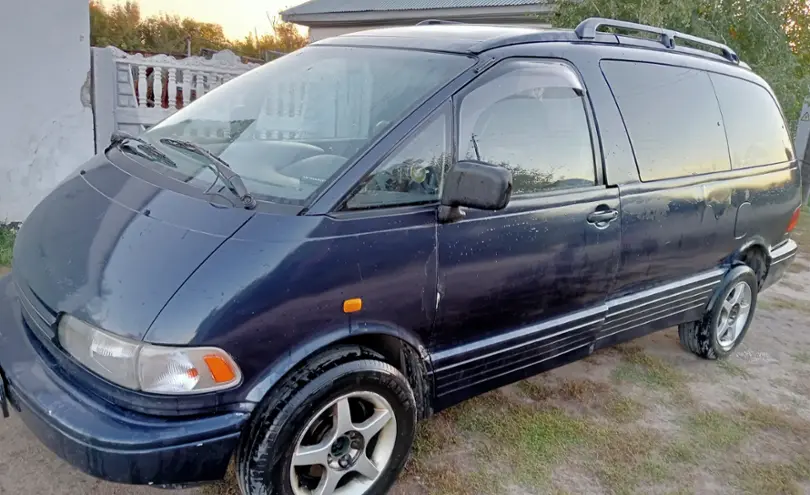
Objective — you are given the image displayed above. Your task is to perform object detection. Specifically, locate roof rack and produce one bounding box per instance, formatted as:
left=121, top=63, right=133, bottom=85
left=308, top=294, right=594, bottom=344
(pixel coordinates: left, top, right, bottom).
left=417, top=19, right=465, bottom=26
left=574, top=17, right=740, bottom=64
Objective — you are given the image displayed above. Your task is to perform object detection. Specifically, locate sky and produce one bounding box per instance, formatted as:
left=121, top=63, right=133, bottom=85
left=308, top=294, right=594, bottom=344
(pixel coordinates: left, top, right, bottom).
left=110, top=0, right=309, bottom=39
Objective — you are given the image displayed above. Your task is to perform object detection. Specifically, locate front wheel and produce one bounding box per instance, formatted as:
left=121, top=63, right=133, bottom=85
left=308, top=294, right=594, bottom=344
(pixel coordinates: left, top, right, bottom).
left=237, top=348, right=417, bottom=495
left=679, top=265, right=758, bottom=360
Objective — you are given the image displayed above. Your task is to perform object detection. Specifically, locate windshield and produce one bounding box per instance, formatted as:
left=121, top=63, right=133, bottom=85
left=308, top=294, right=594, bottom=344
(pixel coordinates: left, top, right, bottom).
left=140, top=46, right=474, bottom=205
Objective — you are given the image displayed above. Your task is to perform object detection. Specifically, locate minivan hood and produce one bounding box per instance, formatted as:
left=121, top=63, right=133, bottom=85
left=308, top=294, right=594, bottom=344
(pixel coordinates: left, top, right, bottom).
left=12, top=154, right=253, bottom=340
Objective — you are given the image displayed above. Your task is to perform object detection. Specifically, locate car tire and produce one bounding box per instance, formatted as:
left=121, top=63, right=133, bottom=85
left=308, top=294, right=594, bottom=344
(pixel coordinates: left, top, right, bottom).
left=678, top=265, right=758, bottom=360
left=236, top=345, right=417, bottom=495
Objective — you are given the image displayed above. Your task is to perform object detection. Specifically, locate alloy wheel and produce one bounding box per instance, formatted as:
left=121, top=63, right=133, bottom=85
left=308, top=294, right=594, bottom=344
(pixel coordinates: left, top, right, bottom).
left=716, top=281, right=753, bottom=351
left=290, top=391, right=397, bottom=495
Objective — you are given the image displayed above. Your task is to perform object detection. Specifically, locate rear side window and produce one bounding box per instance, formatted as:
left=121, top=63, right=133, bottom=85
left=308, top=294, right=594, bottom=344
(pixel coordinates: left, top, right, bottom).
left=709, top=74, right=793, bottom=168
left=602, top=61, right=731, bottom=181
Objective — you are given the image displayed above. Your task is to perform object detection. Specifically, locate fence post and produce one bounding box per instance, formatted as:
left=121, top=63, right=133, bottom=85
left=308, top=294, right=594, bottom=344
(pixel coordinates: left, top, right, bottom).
left=796, top=98, right=809, bottom=163
left=91, top=47, right=117, bottom=154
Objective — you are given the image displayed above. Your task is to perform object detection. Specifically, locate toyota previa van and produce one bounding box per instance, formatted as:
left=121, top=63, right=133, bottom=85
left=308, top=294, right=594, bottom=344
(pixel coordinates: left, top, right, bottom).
left=0, top=18, right=802, bottom=495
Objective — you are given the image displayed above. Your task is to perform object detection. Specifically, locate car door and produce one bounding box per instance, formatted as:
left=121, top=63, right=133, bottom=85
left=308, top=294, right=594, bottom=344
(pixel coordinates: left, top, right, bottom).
left=599, top=60, right=733, bottom=304
left=430, top=58, right=622, bottom=408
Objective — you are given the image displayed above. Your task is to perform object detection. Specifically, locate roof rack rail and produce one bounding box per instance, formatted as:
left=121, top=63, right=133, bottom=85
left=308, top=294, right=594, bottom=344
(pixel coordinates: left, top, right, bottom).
left=574, top=17, right=740, bottom=64
left=417, top=19, right=465, bottom=26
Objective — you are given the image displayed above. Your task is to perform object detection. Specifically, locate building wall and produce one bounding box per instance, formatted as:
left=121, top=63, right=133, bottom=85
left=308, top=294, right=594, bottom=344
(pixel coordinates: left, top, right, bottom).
left=0, top=0, right=95, bottom=223
left=309, top=22, right=552, bottom=41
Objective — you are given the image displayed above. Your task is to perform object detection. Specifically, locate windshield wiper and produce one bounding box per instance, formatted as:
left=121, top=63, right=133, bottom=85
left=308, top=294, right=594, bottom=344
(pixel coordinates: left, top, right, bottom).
left=159, top=138, right=257, bottom=210
left=108, top=130, right=178, bottom=169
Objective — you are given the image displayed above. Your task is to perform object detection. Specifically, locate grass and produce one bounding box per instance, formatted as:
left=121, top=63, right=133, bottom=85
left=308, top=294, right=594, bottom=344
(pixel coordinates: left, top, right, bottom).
left=0, top=227, right=14, bottom=267
left=611, top=345, right=687, bottom=392
left=738, top=401, right=810, bottom=435
left=661, top=440, right=700, bottom=464
left=717, top=358, right=752, bottom=379
left=518, top=378, right=645, bottom=423
left=729, top=400, right=810, bottom=493
left=438, top=388, right=682, bottom=494
left=736, top=459, right=810, bottom=495
left=685, top=409, right=750, bottom=449
left=758, top=295, right=810, bottom=314
left=792, top=351, right=810, bottom=365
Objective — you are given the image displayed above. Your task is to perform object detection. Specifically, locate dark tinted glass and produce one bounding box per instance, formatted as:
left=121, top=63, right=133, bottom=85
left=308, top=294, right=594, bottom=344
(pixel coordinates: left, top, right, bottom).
left=458, top=61, right=596, bottom=195
left=602, top=61, right=731, bottom=181
left=347, top=103, right=450, bottom=209
left=710, top=74, right=793, bottom=168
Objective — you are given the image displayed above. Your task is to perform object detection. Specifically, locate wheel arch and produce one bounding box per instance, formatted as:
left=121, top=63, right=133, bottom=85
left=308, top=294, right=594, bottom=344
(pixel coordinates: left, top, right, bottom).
left=729, top=237, right=771, bottom=288
left=243, top=323, right=434, bottom=419
left=705, top=264, right=757, bottom=314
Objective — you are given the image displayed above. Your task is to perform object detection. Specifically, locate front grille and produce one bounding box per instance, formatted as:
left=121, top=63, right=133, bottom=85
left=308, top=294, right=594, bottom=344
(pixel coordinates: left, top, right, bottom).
left=14, top=280, right=58, bottom=348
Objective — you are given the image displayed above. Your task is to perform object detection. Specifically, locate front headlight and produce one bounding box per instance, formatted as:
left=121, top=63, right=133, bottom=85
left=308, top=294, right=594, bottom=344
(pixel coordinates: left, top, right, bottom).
left=57, top=315, right=241, bottom=394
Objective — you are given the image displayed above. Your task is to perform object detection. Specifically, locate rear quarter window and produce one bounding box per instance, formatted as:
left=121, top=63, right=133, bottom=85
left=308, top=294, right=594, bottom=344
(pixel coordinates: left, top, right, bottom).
left=601, top=60, right=731, bottom=181
left=709, top=74, right=794, bottom=168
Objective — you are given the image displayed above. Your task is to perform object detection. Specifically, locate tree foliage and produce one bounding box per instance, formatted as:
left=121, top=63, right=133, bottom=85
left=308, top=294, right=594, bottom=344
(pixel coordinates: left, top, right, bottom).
left=231, top=18, right=311, bottom=59
left=89, top=1, right=307, bottom=58
left=552, top=0, right=810, bottom=133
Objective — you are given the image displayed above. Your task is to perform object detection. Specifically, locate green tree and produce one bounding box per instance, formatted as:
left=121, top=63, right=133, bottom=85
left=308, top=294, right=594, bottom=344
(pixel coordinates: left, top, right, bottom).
left=552, top=0, right=810, bottom=134
left=90, top=0, right=142, bottom=50
left=231, top=17, right=308, bottom=59
left=784, top=0, right=810, bottom=73
left=89, top=2, right=307, bottom=58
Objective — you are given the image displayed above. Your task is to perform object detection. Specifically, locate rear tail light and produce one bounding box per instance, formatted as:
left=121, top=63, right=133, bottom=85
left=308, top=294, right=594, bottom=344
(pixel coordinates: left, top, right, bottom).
left=787, top=207, right=801, bottom=233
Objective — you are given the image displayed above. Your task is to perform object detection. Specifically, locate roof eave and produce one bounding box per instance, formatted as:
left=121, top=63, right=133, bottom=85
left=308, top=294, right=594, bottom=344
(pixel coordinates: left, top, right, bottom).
left=281, top=4, right=554, bottom=27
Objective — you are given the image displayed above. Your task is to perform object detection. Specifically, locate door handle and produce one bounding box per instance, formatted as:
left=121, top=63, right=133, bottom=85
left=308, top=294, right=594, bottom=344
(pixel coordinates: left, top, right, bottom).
left=587, top=209, right=619, bottom=226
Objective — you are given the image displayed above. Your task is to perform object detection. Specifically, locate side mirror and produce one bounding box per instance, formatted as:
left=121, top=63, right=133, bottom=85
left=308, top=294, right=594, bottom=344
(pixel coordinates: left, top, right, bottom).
left=439, top=160, right=512, bottom=222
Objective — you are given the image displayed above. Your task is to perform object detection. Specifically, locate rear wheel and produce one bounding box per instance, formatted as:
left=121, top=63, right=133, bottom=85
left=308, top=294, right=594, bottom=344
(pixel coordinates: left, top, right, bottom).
left=678, top=266, right=758, bottom=360
left=236, top=346, right=417, bottom=495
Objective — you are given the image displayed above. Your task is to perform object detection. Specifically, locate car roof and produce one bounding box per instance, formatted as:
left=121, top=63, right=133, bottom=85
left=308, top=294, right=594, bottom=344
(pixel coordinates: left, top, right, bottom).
left=312, top=22, right=751, bottom=72
left=312, top=24, right=580, bottom=54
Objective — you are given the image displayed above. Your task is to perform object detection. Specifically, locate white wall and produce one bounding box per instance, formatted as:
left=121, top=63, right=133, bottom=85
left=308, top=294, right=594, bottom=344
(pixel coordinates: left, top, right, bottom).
left=0, top=0, right=95, bottom=223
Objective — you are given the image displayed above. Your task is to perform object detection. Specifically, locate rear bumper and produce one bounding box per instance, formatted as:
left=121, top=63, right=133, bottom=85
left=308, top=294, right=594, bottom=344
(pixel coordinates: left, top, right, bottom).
left=763, top=239, right=799, bottom=291
left=0, top=275, right=248, bottom=485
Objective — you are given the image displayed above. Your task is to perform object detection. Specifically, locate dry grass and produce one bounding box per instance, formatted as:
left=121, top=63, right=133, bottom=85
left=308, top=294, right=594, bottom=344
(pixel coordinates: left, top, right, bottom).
left=611, top=345, right=687, bottom=391
left=792, top=351, right=810, bottom=366
left=686, top=409, right=750, bottom=449
left=717, top=358, right=752, bottom=378
left=759, top=295, right=810, bottom=314
left=519, top=377, right=645, bottom=423
left=735, top=460, right=810, bottom=495
left=0, top=228, right=14, bottom=268
left=738, top=400, right=810, bottom=435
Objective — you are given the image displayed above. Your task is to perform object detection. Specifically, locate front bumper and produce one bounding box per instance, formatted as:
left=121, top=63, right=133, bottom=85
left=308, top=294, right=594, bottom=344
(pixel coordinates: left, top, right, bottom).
left=762, top=239, right=799, bottom=291
left=0, top=275, right=248, bottom=485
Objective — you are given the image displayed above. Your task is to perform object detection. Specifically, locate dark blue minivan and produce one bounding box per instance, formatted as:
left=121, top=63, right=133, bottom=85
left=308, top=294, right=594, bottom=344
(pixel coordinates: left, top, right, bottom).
left=0, top=18, right=802, bottom=495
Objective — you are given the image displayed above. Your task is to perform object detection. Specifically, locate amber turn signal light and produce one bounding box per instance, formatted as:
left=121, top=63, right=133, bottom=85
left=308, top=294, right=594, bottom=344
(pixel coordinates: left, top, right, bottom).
left=343, top=298, right=363, bottom=313
left=204, top=354, right=237, bottom=383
